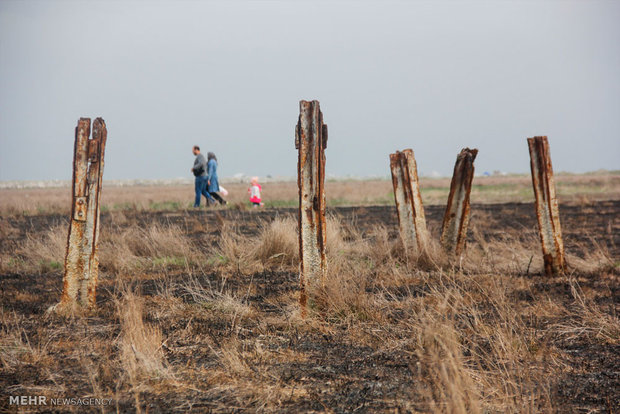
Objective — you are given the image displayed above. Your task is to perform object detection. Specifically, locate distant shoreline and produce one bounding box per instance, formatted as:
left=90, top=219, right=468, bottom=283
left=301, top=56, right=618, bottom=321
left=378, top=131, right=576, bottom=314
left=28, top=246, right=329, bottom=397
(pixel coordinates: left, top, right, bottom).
left=0, top=170, right=617, bottom=190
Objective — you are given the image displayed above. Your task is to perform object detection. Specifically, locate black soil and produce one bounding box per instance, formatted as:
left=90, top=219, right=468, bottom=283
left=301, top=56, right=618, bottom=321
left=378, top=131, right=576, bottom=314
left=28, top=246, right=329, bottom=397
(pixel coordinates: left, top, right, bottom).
left=1, top=201, right=618, bottom=413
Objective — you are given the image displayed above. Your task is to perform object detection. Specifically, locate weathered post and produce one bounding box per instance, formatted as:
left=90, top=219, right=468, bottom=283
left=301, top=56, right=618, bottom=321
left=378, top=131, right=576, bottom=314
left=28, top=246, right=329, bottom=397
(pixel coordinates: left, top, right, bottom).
left=295, top=100, right=327, bottom=314
left=54, top=117, right=107, bottom=313
left=440, top=148, right=478, bottom=256
left=389, top=149, right=429, bottom=253
left=527, top=136, right=566, bottom=276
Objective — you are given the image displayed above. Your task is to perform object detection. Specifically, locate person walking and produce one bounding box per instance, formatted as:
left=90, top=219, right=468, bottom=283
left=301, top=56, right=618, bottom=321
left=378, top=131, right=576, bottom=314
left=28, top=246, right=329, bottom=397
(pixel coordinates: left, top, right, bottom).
left=248, top=176, right=264, bottom=208
left=191, top=146, right=215, bottom=207
left=206, top=152, right=227, bottom=205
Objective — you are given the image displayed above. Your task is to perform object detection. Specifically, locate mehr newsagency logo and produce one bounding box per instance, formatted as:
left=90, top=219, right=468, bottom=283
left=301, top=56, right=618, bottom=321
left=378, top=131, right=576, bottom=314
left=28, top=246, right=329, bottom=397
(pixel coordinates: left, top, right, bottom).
left=9, top=395, right=113, bottom=407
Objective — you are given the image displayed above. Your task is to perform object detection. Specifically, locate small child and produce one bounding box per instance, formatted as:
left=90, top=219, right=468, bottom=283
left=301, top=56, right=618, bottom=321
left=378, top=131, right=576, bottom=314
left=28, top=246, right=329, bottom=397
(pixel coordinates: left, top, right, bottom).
left=248, top=176, right=264, bottom=208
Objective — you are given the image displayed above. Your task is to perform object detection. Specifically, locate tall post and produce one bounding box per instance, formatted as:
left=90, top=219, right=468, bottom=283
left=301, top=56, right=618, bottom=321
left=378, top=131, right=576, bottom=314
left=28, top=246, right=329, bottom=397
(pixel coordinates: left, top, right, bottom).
left=441, top=148, right=478, bottom=256
left=389, top=149, right=429, bottom=253
left=527, top=136, right=565, bottom=275
left=54, top=117, right=107, bottom=312
left=295, top=100, right=327, bottom=314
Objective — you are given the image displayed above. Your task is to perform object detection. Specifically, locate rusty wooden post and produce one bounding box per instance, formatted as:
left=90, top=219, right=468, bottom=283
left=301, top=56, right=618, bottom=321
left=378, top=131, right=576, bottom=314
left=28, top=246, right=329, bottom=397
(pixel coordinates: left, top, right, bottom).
left=527, top=136, right=566, bottom=275
left=440, top=148, right=478, bottom=256
left=389, top=149, right=429, bottom=253
left=54, top=117, right=107, bottom=312
left=295, top=100, right=327, bottom=313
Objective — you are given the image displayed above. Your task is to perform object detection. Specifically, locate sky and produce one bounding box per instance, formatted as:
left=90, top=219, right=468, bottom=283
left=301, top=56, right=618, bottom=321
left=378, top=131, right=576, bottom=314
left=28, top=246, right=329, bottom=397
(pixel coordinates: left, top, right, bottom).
left=1, top=0, right=619, bottom=181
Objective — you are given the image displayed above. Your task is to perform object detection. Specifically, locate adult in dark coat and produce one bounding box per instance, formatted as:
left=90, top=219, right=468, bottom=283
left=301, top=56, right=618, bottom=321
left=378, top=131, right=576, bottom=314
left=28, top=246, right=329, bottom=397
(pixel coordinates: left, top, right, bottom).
left=191, top=146, right=215, bottom=207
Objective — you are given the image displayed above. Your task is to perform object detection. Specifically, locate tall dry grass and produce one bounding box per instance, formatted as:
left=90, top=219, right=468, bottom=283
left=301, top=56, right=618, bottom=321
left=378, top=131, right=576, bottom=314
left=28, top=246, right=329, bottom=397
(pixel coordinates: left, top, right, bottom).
left=0, top=310, right=51, bottom=370
left=115, top=289, right=171, bottom=387
left=99, top=223, right=201, bottom=273
left=2, top=173, right=619, bottom=216
left=0, top=206, right=617, bottom=412
left=251, top=217, right=299, bottom=269
left=3, top=222, right=203, bottom=275
left=298, top=218, right=564, bottom=412
left=15, top=226, right=67, bottom=273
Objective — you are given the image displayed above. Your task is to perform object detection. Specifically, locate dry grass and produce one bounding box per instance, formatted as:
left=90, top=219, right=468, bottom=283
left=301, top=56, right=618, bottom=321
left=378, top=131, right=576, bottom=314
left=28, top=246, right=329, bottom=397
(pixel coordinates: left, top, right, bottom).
left=552, top=276, right=620, bottom=345
left=181, top=275, right=256, bottom=324
left=1, top=173, right=619, bottom=216
left=293, top=220, right=558, bottom=412
left=0, top=202, right=617, bottom=412
left=251, top=217, right=299, bottom=269
left=0, top=310, right=51, bottom=370
left=15, top=226, right=67, bottom=274
left=100, top=223, right=201, bottom=273
left=115, top=289, right=171, bottom=388
left=414, top=318, right=482, bottom=413
left=3, top=222, right=203, bottom=275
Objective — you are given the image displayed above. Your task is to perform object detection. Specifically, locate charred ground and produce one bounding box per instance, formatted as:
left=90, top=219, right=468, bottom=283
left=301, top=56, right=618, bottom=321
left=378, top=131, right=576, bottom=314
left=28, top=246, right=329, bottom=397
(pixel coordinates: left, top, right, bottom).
left=0, top=201, right=618, bottom=413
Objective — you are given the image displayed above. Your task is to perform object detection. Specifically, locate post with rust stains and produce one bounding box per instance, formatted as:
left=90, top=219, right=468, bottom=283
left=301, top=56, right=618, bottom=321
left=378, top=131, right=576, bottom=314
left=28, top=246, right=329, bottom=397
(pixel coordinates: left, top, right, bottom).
left=440, top=148, right=478, bottom=256
left=389, top=149, right=429, bottom=253
left=52, top=118, right=107, bottom=313
left=527, top=136, right=566, bottom=276
left=295, top=100, right=327, bottom=314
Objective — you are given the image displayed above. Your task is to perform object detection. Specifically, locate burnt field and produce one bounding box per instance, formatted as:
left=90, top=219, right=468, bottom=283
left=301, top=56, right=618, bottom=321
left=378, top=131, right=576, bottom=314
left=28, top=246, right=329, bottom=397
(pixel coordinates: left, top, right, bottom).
left=0, top=201, right=619, bottom=413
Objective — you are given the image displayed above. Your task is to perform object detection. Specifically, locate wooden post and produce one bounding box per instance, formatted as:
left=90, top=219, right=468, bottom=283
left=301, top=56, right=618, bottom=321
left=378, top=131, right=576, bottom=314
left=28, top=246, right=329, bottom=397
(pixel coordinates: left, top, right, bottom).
left=441, top=148, right=478, bottom=256
left=53, top=117, right=107, bottom=312
left=295, top=100, right=327, bottom=314
left=527, top=136, right=566, bottom=275
left=389, top=149, right=429, bottom=253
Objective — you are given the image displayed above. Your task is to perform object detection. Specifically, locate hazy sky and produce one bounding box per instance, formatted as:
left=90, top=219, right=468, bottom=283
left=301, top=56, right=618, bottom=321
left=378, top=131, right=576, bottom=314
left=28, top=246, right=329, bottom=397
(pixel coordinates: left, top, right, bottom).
left=1, top=0, right=619, bottom=181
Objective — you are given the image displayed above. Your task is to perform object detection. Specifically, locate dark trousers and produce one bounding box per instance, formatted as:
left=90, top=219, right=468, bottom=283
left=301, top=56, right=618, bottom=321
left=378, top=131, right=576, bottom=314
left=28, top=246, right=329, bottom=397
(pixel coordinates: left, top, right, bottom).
left=194, top=176, right=215, bottom=207
left=210, top=192, right=226, bottom=204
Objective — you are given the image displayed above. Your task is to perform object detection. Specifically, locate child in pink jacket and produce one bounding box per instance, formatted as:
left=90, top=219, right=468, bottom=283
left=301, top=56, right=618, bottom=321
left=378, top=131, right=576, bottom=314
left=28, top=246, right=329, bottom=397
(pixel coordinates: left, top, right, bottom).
left=248, top=177, right=264, bottom=208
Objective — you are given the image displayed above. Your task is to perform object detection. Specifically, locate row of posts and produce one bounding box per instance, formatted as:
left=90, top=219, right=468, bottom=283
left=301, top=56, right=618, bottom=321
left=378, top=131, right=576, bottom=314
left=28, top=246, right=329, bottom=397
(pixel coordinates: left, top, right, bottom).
left=54, top=102, right=566, bottom=313
left=296, top=100, right=566, bottom=313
